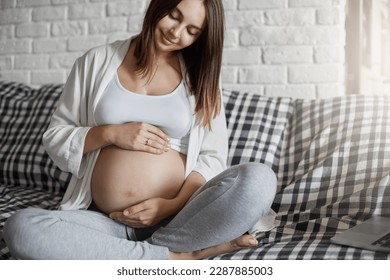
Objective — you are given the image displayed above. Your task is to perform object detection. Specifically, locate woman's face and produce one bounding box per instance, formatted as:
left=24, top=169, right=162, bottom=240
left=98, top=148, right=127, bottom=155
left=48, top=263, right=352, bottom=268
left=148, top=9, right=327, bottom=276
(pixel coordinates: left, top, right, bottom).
left=154, top=0, right=206, bottom=55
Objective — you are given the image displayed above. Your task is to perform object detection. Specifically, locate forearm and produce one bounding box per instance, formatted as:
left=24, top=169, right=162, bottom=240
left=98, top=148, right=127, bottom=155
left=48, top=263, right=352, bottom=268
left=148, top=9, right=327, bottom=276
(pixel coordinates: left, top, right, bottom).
left=110, top=171, right=207, bottom=227
left=169, top=171, right=206, bottom=215
left=83, top=125, right=114, bottom=154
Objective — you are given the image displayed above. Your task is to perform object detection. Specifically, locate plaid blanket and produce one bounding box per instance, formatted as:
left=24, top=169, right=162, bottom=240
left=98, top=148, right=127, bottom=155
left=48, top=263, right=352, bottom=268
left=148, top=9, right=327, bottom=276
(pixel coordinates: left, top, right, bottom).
left=1, top=81, right=389, bottom=259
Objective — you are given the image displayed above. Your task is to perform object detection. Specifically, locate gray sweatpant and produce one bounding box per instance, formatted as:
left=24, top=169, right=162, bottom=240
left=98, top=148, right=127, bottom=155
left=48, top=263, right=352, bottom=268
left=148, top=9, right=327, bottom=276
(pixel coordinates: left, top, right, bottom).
left=3, top=162, right=276, bottom=260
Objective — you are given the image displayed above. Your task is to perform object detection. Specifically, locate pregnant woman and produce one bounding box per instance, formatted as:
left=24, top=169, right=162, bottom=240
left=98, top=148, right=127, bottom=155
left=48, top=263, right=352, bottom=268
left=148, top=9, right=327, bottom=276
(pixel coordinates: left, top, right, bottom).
left=4, top=0, right=276, bottom=260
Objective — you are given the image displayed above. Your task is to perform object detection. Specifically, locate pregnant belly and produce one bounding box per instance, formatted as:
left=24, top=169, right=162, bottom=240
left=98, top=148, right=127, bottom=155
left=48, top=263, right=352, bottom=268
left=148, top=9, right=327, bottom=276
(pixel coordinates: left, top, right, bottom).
left=91, top=146, right=186, bottom=214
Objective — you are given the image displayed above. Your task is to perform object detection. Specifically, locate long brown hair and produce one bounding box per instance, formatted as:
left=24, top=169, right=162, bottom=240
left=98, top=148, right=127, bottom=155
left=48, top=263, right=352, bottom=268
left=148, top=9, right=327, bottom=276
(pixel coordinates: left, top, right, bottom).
left=134, top=0, right=225, bottom=128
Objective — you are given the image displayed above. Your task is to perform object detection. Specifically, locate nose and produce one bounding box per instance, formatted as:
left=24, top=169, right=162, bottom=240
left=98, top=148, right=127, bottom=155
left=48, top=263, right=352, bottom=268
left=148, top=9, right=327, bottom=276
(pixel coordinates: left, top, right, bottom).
left=169, top=24, right=182, bottom=40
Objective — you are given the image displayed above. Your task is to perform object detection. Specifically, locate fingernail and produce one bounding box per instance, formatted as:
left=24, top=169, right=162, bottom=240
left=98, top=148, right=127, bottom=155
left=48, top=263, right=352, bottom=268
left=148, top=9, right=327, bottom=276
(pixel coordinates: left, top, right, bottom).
left=123, top=210, right=128, bottom=216
left=249, top=238, right=258, bottom=246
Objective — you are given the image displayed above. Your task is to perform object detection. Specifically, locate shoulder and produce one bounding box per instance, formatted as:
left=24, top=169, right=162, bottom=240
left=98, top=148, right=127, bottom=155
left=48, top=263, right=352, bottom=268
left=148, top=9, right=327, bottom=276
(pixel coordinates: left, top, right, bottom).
left=76, top=38, right=131, bottom=67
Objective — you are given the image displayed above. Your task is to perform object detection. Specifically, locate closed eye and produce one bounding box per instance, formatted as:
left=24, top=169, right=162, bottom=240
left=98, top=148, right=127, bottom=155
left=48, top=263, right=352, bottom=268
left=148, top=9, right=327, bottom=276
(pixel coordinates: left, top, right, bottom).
left=187, top=28, right=200, bottom=36
left=168, top=8, right=203, bottom=36
left=168, top=11, right=179, bottom=21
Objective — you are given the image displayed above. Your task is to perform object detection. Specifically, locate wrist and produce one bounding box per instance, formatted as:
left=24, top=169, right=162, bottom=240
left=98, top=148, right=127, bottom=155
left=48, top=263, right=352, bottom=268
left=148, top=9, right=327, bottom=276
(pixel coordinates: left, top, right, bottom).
left=166, top=197, right=185, bottom=216
left=84, top=125, right=115, bottom=154
left=102, top=124, right=115, bottom=146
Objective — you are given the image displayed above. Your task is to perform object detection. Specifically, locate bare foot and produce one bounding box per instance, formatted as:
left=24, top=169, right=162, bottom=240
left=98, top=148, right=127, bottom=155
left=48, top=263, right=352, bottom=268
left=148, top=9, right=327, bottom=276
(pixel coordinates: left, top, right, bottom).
left=169, top=234, right=258, bottom=260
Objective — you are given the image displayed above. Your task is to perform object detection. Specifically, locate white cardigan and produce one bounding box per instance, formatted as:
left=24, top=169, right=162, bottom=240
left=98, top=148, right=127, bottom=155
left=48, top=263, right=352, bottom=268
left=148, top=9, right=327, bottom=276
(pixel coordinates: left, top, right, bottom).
left=43, top=38, right=229, bottom=210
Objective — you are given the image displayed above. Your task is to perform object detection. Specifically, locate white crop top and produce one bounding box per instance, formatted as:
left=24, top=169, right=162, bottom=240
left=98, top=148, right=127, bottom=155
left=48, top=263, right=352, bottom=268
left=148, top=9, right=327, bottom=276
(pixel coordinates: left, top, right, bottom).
left=95, top=73, right=192, bottom=154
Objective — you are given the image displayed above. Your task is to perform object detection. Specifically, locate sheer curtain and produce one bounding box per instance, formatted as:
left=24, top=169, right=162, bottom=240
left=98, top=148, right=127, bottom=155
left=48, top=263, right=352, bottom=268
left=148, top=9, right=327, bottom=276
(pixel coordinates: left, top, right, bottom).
left=345, top=0, right=390, bottom=95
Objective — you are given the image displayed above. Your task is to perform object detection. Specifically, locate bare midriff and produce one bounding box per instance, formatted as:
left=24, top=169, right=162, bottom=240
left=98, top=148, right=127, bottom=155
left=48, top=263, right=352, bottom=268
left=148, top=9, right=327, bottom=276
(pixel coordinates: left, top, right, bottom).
left=91, top=146, right=186, bottom=214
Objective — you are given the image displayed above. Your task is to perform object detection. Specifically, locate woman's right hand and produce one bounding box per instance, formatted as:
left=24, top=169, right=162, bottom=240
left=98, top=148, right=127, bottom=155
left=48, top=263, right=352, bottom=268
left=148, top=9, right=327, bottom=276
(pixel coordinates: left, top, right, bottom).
left=110, top=122, right=170, bottom=154
left=84, top=122, right=170, bottom=155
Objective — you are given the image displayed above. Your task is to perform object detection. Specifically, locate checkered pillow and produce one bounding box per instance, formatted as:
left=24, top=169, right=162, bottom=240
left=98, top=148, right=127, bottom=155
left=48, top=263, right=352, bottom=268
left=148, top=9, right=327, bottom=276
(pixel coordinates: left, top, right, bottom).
left=223, top=89, right=294, bottom=170
left=0, top=81, right=71, bottom=194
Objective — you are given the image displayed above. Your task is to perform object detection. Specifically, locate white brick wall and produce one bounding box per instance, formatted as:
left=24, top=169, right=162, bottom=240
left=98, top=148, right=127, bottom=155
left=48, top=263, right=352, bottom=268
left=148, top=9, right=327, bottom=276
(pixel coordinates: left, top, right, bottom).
left=0, top=0, right=346, bottom=99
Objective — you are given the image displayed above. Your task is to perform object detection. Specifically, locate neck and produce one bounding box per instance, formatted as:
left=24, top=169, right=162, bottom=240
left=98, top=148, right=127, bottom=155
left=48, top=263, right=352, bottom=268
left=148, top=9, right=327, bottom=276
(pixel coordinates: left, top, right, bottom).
left=155, top=50, right=178, bottom=65
left=129, top=37, right=181, bottom=87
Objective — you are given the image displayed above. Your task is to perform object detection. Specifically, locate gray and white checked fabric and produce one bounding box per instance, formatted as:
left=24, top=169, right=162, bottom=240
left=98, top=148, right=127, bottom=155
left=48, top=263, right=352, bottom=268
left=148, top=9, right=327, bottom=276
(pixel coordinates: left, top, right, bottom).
left=0, top=81, right=71, bottom=193
left=0, top=81, right=389, bottom=259
left=0, top=81, right=71, bottom=259
left=217, top=90, right=390, bottom=259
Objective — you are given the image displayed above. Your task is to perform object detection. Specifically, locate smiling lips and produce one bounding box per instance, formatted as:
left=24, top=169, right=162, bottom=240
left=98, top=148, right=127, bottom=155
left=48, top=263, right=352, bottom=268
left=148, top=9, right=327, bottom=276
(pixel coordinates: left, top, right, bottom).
left=161, top=32, right=176, bottom=45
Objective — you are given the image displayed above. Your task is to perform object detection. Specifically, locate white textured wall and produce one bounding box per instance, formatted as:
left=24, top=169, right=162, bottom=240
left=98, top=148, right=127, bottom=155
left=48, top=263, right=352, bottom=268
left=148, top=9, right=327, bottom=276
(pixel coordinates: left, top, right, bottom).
left=0, top=0, right=346, bottom=99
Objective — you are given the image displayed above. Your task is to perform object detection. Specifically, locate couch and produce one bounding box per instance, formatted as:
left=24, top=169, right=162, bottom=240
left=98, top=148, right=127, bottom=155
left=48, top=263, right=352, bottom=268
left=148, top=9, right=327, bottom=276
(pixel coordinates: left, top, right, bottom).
left=0, top=80, right=389, bottom=260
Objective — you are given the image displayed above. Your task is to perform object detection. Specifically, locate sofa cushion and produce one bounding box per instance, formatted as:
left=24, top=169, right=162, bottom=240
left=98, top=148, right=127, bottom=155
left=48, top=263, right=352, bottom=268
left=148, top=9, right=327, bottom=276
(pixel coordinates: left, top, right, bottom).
left=223, top=89, right=294, bottom=169
left=0, top=81, right=71, bottom=194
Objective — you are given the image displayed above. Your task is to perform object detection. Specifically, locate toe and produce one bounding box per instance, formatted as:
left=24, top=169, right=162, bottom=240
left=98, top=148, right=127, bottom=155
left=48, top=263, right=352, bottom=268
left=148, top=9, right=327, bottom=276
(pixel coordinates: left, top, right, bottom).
left=231, top=234, right=258, bottom=248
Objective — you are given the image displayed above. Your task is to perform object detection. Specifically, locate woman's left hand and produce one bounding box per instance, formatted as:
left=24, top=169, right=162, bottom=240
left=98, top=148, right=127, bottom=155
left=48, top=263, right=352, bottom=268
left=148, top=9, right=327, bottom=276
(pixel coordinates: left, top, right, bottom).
left=109, top=197, right=175, bottom=228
